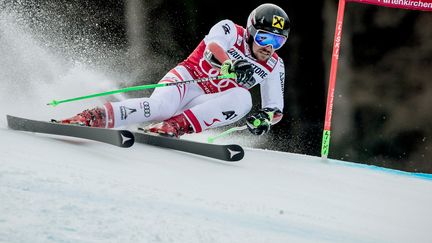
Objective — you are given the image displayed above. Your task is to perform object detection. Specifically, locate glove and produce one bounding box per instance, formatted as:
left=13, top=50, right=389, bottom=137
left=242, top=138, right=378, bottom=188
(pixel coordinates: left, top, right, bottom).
left=220, top=59, right=256, bottom=88
left=246, top=108, right=275, bottom=136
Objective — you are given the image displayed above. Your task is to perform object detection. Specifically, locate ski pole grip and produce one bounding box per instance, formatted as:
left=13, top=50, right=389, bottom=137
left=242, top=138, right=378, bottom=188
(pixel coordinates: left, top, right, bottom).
left=253, top=119, right=261, bottom=127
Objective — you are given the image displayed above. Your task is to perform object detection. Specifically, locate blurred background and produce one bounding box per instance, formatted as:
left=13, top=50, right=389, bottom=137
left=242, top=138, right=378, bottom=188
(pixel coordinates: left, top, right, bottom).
left=1, top=0, right=431, bottom=172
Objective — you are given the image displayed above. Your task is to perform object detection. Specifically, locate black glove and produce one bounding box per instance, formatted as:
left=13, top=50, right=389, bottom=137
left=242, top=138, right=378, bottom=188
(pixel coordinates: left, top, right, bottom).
left=221, top=59, right=256, bottom=88
left=246, top=109, right=273, bottom=135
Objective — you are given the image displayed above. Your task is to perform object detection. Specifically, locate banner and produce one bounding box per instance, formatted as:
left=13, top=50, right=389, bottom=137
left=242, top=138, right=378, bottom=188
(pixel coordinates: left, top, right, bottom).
left=347, top=0, right=432, bottom=11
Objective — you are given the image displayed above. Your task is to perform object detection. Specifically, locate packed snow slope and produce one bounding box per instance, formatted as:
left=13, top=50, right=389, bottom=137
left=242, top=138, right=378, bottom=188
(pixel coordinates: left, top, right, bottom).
left=1, top=122, right=432, bottom=243
left=1, top=6, right=432, bottom=243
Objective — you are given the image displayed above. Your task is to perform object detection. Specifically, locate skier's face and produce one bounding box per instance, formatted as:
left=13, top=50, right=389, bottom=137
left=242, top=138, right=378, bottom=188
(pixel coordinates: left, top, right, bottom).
left=252, top=41, right=274, bottom=62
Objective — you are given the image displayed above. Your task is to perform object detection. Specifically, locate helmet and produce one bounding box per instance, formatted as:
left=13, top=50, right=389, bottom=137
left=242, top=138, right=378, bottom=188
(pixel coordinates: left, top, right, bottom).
left=246, top=4, right=290, bottom=49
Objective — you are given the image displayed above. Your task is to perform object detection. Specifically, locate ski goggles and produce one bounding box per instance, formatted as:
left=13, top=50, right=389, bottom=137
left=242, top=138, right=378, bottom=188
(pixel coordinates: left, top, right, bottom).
left=253, top=30, right=287, bottom=50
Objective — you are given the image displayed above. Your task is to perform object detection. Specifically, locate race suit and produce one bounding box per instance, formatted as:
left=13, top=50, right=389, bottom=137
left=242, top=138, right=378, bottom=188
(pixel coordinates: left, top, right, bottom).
left=104, top=19, right=285, bottom=133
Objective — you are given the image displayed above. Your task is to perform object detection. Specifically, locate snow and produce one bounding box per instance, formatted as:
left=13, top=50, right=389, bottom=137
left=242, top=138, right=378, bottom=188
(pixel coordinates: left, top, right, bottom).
left=1, top=6, right=432, bottom=243
left=1, top=125, right=432, bottom=243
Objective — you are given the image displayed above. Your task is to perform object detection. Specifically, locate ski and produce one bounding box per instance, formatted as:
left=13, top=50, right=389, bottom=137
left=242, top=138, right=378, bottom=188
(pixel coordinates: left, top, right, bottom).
left=133, top=131, right=244, bottom=162
left=6, top=115, right=134, bottom=148
left=6, top=115, right=244, bottom=160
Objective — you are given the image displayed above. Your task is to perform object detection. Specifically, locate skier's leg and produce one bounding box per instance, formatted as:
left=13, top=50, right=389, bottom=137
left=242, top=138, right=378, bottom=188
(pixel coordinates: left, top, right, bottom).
left=108, top=65, right=203, bottom=127
left=180, top=87, right=252, bottom=133
left=59, top=66, right=201, bottom=128
left=144, top=74, right=207, bottom=137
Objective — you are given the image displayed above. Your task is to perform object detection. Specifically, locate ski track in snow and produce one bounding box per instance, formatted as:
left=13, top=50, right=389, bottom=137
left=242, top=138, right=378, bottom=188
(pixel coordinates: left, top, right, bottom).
left=0, top=127, right=431, bottom=243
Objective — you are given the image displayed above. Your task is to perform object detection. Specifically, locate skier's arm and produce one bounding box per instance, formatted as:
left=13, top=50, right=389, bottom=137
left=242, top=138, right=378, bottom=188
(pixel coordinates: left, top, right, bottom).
left=259, top=58, right=285, bottom=124
left=203, top=19, right=236, bottom=65
left=203, top=20, right=254, bottom=85
left=206, top=42, right=230, bottom=64
left=207, top=41, right=255, bottom=87
left=246, top=58, right=285, bottom=135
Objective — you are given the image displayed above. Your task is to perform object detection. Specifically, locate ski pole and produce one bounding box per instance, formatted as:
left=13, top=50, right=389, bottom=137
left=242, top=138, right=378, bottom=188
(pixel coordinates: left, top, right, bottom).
left=47, top=73, right=236, bottom=107
left=207, top=125, right=247, bottom=143
left=207, top=113, right=275, bottom=143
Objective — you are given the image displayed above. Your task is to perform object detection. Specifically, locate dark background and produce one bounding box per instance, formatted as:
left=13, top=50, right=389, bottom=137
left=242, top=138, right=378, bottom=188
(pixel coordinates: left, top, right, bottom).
left=3, top=0, right=431, bottom=172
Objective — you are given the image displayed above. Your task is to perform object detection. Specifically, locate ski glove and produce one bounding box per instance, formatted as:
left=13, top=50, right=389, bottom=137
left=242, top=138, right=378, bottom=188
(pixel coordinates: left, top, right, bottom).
left=221, top=59, right=256, bottom=88
left=246, top=108, right=280, bottom=135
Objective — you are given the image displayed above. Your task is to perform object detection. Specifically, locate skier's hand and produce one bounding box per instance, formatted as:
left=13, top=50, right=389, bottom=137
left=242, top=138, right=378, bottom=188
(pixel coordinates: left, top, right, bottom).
left=221, top=59, right=256, bottom=88
left=220, top=59, right=234, bottom=77
left=246, top=108, right=274, bottom=136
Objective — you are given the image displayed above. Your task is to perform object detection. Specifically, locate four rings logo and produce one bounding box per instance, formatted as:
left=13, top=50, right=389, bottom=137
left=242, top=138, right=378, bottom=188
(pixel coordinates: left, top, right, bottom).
left=142, top=101, right=151, bottom=117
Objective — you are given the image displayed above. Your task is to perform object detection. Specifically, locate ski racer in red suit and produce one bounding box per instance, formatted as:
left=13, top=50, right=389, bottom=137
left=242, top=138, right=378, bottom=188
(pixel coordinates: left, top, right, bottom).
left=60, top=3, right=291, bottom=137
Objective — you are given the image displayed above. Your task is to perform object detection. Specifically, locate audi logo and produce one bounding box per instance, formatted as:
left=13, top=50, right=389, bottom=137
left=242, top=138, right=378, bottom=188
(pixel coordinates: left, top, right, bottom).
left=143, top=101, right=151, bottom=117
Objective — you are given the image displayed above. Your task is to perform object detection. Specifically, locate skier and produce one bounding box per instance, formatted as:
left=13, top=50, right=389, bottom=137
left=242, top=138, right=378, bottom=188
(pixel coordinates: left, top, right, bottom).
left=60, top=3, right=291, bottom=138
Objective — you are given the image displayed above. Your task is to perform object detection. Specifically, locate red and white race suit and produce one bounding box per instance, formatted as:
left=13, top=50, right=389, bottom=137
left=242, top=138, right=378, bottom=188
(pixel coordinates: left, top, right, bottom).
left=105, top=19, right=285, bottom=133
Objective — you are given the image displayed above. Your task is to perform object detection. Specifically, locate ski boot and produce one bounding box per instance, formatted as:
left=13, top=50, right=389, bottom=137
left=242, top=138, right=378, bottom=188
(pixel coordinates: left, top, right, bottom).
left=147, top=113, right=193, bottom=138
left=58, top=106, right=113, bottom=128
